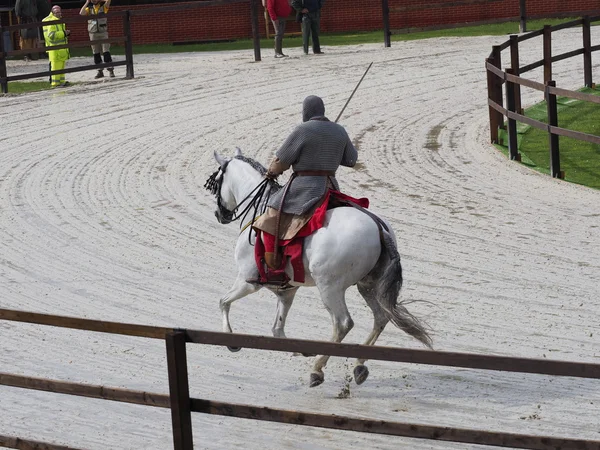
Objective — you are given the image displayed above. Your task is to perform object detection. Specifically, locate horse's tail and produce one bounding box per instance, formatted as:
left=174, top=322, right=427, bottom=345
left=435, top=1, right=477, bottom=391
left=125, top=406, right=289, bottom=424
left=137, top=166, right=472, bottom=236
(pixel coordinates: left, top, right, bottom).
left=376, top=231, right=433, bottom=349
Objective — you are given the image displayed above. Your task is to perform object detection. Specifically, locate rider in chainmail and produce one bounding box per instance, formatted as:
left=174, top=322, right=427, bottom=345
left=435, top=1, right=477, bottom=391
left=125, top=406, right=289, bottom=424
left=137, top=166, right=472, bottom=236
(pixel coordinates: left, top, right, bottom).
left=252, top=95, right=357, bottom=252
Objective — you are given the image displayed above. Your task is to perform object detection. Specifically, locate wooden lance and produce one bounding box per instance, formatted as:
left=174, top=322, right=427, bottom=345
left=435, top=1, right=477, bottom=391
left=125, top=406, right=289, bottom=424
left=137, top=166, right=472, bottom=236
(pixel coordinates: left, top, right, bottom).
left=335, top=62, right=373, bottom=123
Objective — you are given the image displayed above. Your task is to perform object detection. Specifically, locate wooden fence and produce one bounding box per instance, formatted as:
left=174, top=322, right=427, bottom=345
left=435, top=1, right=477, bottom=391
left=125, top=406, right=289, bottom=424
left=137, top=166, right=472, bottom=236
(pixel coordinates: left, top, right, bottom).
left=0, top=0, right=261, bottom=94
left=485, top=16, right=600, bottom=179
left=1, top=307, right=600, bottom=450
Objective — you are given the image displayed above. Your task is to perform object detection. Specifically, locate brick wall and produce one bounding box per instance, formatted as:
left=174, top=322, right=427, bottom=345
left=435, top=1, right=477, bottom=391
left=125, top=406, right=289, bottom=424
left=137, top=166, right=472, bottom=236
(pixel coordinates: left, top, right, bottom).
left=60, top=0, right=600, bottom=45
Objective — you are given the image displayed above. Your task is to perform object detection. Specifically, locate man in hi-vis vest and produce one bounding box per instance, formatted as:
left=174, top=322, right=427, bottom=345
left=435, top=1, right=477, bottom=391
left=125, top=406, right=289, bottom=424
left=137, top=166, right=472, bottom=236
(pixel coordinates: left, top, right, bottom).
left=42, top=5, right=71, bottom=87
left=80, top=0, right=114, bottom=79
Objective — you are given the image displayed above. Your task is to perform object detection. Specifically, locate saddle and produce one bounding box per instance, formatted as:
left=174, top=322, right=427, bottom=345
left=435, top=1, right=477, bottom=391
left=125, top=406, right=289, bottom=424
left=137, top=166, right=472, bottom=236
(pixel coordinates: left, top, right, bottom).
left=251, top=187, right=371, bottom=287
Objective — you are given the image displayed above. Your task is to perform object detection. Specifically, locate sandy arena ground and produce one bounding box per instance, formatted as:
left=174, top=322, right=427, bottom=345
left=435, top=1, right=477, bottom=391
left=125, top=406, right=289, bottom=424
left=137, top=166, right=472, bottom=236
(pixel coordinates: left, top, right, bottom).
left=1, top=29, right=599, bottom=449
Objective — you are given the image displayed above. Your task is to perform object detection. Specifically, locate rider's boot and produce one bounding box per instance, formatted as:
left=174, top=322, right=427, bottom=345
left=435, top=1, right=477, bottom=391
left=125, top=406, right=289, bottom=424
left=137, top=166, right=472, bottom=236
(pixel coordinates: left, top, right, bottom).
left=246, top=258, right=290, bottom=287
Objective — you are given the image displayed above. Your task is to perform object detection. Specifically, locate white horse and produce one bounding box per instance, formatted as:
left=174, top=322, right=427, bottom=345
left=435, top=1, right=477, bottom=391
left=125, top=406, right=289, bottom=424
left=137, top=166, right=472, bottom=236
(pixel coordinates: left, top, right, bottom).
left=206, top=148, right=432, bottom=387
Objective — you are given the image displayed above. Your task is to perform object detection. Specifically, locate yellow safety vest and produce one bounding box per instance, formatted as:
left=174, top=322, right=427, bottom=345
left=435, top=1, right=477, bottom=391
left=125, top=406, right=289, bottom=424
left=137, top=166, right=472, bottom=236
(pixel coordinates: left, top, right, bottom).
left=42, top=13, right=70, bottom=61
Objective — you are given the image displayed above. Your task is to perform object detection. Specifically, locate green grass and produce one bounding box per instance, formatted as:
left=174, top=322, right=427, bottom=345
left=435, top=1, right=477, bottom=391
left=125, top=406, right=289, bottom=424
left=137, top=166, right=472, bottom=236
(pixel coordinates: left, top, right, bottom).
left=4, top=80, right=55, bottom=93
left=497, top=87, right=600, bottom=189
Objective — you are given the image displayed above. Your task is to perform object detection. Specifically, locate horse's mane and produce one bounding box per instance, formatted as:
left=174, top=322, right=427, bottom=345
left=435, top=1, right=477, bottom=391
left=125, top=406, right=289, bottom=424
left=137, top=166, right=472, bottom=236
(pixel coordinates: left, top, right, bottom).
left=234, top=155, right=282, bottom=192
left=234, top=155, right=267, bottom=176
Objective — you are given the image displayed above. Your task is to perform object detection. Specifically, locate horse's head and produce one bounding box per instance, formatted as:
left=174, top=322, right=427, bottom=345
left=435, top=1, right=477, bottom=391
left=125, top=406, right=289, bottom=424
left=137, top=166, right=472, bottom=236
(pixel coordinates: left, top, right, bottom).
left=204, top=148, right=271, bottom=225
left=204, top=149, right=239, bottom=224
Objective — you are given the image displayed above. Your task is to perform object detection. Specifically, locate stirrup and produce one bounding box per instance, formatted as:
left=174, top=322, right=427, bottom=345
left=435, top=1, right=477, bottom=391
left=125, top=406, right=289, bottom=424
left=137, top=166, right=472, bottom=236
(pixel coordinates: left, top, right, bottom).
left=246, top=273, right=291, bottom=288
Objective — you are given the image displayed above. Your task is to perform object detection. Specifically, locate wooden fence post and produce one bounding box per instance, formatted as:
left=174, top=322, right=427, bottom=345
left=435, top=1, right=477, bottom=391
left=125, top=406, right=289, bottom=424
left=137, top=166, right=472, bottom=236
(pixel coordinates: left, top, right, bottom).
left=491, top=45, right=505, bottom=139
left=166, top=331, right=193, bottom=450
left=382, top=0, right=391, bottom=48
left=0, top=26, right=8, bottom=94
left=543, top=25, right=552, bottom=86
left=250, top=0, right=261, bottom=62
left=583, top=16, right=592, bottom=88
left=491, top=46, right=504, bottom=120
left=486, top=57, right=500, bottom=143
left=123, top=11, right=135, bottom=79
left=545, top=80, right=562, bottom=179
left=505, top=68, right=520, bottom=161
left=509, top=34, right=522, bottom=114
left=519, top=0, right=527, bottom=33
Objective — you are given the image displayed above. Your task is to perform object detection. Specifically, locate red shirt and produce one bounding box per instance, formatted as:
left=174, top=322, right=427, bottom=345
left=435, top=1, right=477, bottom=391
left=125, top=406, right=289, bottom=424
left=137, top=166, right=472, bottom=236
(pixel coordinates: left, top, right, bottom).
left=267, top=0, right=291, bottom=21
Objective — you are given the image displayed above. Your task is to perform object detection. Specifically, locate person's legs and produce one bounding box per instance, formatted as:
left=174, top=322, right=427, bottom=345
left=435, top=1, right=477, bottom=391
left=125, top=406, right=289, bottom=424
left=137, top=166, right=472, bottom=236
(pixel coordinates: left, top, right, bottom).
left=276, top=18, right=287, bottom=56
left=101, top=37, right=114, bottom=77
left=50, top=59, right=65, bottom=86
left=272, top=18, right=281, bottom=56
left=301, top=15, right=311, bottom=54
left=311, top=10, right=321, bottom=53
left=90, top=34, right=104, bottom=78
left=18, top=18, right=31, bottom=60
left=20, top=36, right=36, bottom=60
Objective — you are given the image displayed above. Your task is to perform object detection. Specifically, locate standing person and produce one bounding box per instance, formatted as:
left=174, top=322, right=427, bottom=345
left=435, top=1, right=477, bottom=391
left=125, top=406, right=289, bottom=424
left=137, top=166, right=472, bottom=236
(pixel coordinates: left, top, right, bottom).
left=42, top=6, right=71, bottom=87
left=266, top=0, right=291, bottom=58
left=35, top=0, right=52, bottom=59
left=15, top=0, right=39, bottom=61
left=291, top=0, right=323, bottom=55
left=80, top=0, right=114, bottom=79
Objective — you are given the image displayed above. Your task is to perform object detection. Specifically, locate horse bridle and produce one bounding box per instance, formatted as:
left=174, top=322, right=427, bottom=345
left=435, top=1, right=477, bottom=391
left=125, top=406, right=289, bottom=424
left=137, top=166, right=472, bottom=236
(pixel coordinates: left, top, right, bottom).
left=204, top=159, right=275, bottom=228
left=204, top=160, right=235, bottom=223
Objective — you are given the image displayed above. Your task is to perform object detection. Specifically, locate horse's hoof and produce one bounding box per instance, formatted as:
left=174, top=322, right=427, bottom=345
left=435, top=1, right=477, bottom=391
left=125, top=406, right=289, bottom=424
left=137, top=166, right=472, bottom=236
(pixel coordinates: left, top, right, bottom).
left=228, top=346, right=242, bottom=352
left=309, top=373, right=324, bottom=387
left=353, top=365, right=369, bottom=385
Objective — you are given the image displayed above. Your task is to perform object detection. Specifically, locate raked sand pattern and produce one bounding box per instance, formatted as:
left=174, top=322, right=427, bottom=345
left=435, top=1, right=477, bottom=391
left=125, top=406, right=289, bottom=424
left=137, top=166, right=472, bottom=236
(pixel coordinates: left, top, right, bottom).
left=1, top=29, right=600, bottom=449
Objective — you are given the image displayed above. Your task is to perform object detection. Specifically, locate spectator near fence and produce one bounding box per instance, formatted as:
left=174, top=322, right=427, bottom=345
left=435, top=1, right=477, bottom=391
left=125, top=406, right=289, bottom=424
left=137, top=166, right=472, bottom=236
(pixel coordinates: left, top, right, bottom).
left=15, top=0, right=50, bottom=61
left=42, top=5, right=71, bottom=87
left=265, top=0, right=291, bottom=58
left=80, top=0, right=114, bottom=79
left=291, top=0, right=323, bottom=55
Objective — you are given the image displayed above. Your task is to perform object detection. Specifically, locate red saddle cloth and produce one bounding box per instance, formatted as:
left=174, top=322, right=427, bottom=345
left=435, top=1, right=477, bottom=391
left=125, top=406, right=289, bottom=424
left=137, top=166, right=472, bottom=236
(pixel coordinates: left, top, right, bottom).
left=254, top=190, right=369, bottom=283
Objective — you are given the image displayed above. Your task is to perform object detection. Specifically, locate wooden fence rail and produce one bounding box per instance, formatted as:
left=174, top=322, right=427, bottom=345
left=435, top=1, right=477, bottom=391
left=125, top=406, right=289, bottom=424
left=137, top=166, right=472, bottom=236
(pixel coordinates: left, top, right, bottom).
left=485, top=15, right=600, bottom=179
left=1, top=307, right=600, bottom=449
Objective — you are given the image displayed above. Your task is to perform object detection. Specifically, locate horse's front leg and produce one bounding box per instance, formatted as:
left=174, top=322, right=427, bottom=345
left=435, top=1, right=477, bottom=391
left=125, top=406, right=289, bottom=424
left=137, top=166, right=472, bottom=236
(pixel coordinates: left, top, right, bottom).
left=271, top=287, right=299, bottom=339
left=220, top=277, right=261, bottom=350
left=310, top=287, right=354, bottom=387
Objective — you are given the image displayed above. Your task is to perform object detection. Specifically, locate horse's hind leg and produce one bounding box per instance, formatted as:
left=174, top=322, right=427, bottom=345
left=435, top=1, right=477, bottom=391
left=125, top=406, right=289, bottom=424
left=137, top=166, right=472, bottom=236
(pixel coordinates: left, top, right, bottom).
left=310, top=287, right=354, bottom=388
left=353, top=281, right=389, bottom=385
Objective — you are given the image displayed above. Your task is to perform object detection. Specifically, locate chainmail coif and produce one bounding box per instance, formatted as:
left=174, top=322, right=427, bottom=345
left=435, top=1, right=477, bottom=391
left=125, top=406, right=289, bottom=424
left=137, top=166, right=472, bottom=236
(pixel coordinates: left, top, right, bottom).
left=302, top=95, right=326, bottom=122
